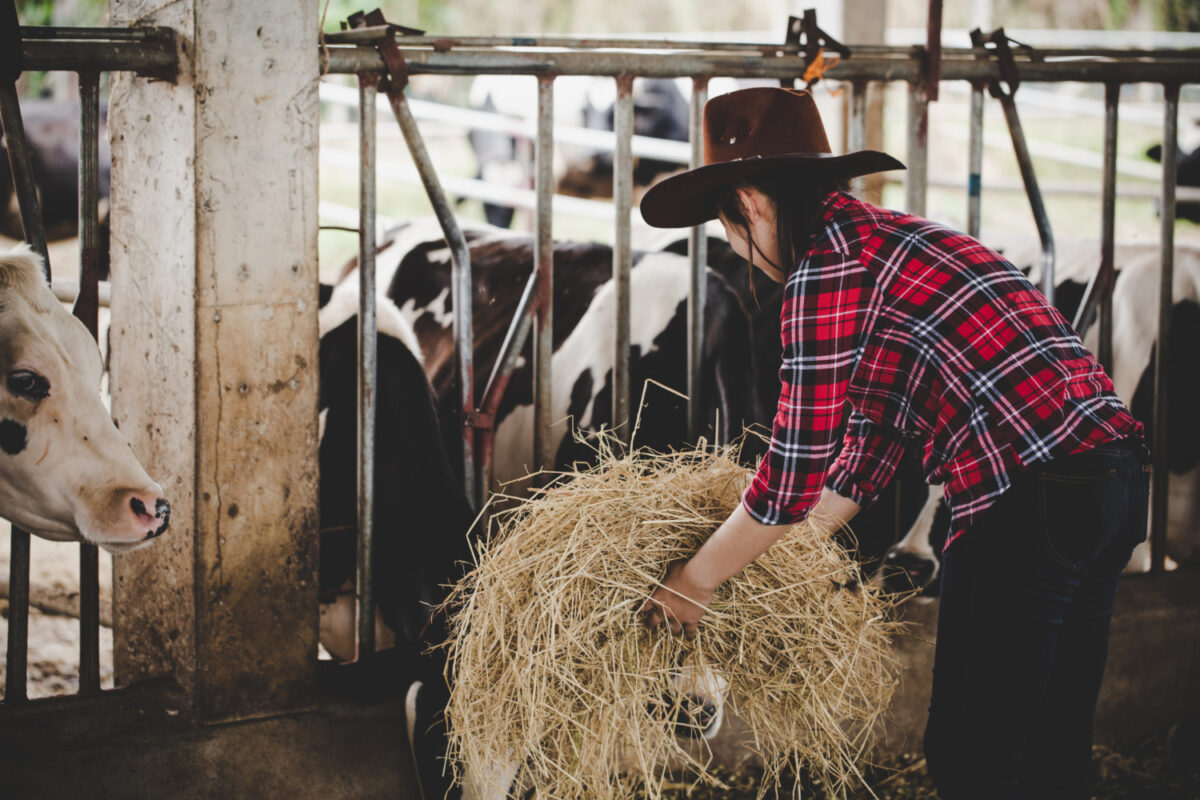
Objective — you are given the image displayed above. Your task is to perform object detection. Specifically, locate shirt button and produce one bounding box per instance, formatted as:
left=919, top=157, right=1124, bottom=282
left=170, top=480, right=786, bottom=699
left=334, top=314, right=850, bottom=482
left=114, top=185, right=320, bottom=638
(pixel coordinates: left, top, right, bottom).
left=860, top=481, right=875, bottom=495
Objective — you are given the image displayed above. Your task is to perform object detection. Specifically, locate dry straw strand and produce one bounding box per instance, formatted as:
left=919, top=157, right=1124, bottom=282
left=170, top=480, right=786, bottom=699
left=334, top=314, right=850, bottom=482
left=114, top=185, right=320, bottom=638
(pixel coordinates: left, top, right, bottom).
left=444, top=442, right=900, bottom=800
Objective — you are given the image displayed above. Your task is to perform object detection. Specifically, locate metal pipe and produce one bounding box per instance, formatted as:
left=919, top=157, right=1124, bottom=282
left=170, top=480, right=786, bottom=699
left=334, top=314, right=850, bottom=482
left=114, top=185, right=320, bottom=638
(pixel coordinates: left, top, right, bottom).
left=1151, top=83, right=1179, bottom=575
left=849, top=80, right=868, bottom=198
left=77, top=69, right=102, bottom=696
left=323, top=45, right=1200, bottom=83
left=967, top=83, right=984, bottom=239
left=356, top=73, right=379, bottom=659
left=0, top=81, right=50, bottom=265
left=4, top=529, right=29, bottom=703
left=533, top=76, right=555, bottom=479
left=995, top=92, right=1055, bottom=305
left=322, top=30, right=820, bottom=53
left=1072, top=82, right=1120, bottom=367
left=21, top=35, right=177, bottom=78
left=613, top=75, right=634, bottom=446
left=383, top=78, right=477, bottom=510
left=687, top=77, right=709, bottom=444
left=905, top=79, right=929, bottom=217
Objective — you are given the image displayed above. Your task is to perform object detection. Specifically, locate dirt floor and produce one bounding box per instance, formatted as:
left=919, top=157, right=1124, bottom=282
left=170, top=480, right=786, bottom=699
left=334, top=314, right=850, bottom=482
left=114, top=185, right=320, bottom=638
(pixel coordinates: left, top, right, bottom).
left=636, top=719, right=1200, bottom=799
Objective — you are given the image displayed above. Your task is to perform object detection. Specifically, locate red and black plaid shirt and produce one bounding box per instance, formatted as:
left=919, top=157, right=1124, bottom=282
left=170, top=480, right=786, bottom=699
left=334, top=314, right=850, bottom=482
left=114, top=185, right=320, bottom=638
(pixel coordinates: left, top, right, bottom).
left=742, top=192, right=1141, bottom=548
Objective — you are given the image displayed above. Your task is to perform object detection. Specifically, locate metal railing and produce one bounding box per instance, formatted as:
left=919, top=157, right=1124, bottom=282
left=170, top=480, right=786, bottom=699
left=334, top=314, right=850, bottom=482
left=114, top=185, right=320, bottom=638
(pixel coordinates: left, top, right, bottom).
left=2, top=23, right=177, bottom=705
left=321, top=25, right=1198, bottom=654
left=5, top=19, right=1195, bottom=693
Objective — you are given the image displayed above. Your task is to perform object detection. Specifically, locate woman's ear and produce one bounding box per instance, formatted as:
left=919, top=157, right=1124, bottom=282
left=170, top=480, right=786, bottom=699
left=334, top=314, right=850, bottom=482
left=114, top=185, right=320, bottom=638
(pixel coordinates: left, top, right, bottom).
left=735, top=186, right=771, bottom=227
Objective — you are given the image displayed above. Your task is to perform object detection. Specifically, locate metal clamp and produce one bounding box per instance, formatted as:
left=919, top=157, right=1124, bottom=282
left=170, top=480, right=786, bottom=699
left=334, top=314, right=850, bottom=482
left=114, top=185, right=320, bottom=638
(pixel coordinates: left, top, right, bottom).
left=347, top=9, right=421, bottom=92
left=783, top=10, right=850, bottom=89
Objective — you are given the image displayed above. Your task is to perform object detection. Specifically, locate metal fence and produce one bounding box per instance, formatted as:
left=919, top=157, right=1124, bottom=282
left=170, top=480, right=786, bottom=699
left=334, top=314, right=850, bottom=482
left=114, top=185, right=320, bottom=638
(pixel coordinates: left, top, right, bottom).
left=2, top=18, right=1197, bottom=700
left=321, top=25, right=1198, bottom=651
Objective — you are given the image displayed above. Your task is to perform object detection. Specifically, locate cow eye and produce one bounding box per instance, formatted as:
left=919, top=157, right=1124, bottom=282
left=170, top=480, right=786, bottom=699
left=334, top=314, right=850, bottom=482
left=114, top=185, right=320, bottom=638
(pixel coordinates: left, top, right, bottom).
left=7, top=370, right=50, bottom=401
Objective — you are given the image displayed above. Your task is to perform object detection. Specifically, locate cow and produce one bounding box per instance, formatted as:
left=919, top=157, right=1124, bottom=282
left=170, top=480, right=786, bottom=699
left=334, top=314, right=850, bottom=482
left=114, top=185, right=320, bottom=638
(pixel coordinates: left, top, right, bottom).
left=0, top=99, right=111, bottom=252
left=877, top=238, right=1200, bottom=593
left=466, top=77, right=697, bottom=228
left=342, top=219, right=761, bottom=492
left=314, top=276, right=475, bottom=668
left=0, top=245, right=168, bottom=551
left=1146, top=143, right=1200, bottom=224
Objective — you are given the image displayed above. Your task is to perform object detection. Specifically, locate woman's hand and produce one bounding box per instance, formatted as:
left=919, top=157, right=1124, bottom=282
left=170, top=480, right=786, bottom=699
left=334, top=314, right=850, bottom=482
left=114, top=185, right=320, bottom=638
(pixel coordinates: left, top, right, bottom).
left=642, top=561, right=714, bottom=640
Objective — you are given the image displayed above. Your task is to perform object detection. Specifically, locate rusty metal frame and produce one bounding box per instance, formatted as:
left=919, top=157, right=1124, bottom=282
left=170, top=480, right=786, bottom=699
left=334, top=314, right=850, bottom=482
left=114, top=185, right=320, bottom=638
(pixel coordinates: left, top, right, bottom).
left=324, top=28, right=1197, bottom=580
left=1, top=18, right=178, bottom=705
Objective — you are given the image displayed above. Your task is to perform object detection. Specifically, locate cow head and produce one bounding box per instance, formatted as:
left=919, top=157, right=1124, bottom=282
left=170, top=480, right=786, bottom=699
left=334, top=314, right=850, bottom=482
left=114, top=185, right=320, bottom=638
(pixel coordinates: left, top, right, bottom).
left=0, top=245, right=168, bottom=551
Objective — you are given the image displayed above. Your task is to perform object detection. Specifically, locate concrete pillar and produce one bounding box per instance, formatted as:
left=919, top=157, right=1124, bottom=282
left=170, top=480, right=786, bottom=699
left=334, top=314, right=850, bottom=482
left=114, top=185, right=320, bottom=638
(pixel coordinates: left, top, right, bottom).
left=108, top=0, right=320, bottom=721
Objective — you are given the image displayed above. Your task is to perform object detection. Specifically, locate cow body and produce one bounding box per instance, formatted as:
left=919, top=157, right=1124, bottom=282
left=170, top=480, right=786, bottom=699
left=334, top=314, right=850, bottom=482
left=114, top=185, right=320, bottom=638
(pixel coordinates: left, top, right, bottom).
left=315, top=280, right=475, bottom=666
left=0, top=245, right=167, bottom=550
left=365, top=220, right=760, bottom=490
left=880, top=238, right=1200, bottom=590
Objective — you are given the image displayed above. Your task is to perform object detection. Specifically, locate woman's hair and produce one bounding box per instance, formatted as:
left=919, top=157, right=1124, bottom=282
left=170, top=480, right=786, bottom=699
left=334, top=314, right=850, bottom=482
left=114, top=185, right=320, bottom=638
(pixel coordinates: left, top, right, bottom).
left=712, top=174, right=848, bottom=277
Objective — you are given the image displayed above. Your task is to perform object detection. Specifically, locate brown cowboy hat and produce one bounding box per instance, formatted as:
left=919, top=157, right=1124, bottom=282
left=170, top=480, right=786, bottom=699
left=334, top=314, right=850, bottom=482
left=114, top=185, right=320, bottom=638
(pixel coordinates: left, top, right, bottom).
left=639, top=87, right=905, bottom=229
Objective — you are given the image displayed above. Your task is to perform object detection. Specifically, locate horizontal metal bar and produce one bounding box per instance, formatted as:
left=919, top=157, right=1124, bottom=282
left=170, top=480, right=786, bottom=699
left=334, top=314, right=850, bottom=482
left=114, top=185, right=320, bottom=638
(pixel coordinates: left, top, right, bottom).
left=326, top=32, right=818, bottom=53
left=18, top=26, right=172, bottom=42
left=323, top=44, right=1200, bottom=83
left=20, top=36, right=176, bottom=77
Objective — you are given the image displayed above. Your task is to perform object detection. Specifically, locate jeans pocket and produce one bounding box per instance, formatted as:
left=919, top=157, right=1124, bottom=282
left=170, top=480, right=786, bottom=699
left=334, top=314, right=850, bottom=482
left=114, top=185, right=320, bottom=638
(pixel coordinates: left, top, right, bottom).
left=1036, top=466, right=1124, bottom=571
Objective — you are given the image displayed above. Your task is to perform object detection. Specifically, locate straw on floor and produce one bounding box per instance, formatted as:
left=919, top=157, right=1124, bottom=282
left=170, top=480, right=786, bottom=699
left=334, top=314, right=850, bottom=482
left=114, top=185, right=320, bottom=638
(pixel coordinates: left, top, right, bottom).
left=443, top=442, right=900, bottom=800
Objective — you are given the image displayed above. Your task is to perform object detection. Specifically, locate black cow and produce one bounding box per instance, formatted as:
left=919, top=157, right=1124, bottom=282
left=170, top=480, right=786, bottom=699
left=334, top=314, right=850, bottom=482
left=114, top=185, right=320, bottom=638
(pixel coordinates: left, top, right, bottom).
left=1147, top=142, right=1200, bottom=224
left=315, top=281, right=475, bottom=677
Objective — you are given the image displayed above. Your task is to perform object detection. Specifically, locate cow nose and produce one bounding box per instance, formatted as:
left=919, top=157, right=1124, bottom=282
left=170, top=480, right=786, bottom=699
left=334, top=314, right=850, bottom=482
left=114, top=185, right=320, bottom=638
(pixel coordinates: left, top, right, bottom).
left=130, top=492, right=171, bottom=539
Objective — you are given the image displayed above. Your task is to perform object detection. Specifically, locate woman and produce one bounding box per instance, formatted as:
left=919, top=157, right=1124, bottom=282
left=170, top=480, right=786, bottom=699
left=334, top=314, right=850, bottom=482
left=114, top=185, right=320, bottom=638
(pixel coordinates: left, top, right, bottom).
left=639, top=87, right=1148, bottom=800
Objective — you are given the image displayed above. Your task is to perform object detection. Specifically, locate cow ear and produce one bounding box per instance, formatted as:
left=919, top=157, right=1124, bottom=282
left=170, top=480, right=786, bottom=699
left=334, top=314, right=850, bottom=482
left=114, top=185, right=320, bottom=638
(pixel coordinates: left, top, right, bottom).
left=318, top=283, right=334, bottom=309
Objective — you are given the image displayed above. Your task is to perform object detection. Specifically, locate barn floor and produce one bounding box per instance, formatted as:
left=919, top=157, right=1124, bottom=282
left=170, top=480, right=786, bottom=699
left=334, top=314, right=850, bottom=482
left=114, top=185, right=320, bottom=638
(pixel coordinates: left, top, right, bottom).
left=1, top=562, right=1196, bottom=798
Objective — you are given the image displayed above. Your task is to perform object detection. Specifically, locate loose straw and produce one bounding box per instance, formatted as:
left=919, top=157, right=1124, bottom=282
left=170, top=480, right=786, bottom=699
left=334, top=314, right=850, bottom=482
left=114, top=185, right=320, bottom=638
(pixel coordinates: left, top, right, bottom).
left=443, top=441, right=899, bottom=800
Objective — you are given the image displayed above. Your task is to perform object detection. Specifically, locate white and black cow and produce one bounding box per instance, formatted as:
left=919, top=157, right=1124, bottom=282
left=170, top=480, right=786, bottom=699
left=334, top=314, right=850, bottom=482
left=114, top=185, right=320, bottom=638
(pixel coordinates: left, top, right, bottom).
left=0, top=245, right=168, bottom=550
left=878, top=238, right=1200, bottom=594
left=315, top=276, right=475, bottom=670
left=1147, top=143, right=1200, bottom=224
left=341, top=219, right=761, bottom=491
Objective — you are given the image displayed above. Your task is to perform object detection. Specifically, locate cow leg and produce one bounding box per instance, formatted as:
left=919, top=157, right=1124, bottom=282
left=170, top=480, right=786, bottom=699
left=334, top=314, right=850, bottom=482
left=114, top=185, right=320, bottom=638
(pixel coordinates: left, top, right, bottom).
left=317, top=578, right=397, bottom=662
left=874, top=484, right=944, bottom=595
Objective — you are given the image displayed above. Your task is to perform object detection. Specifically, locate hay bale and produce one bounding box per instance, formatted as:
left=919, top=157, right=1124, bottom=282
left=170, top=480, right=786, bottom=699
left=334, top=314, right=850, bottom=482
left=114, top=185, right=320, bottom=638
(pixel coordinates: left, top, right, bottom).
left=444, top=444, right=900, bottom=800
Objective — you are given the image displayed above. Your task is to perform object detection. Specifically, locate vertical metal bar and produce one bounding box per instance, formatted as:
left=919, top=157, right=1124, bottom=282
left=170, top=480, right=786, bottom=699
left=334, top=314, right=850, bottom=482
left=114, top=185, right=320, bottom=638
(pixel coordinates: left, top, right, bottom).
left=533, top=76, right=555, bottom=475
left=4, top=529, right=29, bottom=703
left=905, top=79, right=929, bottom=217
left=613, top=75, right=634, bottom=445
left=356, top=72, right=379, bottom=659
left=687, top=77, right=708, bottom=443
left=0, top=75, right=44, bottom=707
left=1151, top=83, right=1179, bottom=575
left=967, top=83, right=984, bottom=239
left=1098, top=83, right=1118, bottom=375
left=1071, top=82, right=1119, bottom=364
left=849, top=80, right=868, bottom=198
left=383, top=83, right=476, bottom=510
left=77, top=69, right=102, bottom=695
left=996, top=93, right=1055, bottom=305
left=0, top=81, right=50, bottom=265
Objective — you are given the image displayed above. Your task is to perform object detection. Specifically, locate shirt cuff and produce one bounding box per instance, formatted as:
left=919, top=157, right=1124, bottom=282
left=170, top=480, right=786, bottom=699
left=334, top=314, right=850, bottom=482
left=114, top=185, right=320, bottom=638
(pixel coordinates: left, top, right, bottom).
left=741, top=483, right=812, bottom=527
left=823, top=463, right=879, bottom=508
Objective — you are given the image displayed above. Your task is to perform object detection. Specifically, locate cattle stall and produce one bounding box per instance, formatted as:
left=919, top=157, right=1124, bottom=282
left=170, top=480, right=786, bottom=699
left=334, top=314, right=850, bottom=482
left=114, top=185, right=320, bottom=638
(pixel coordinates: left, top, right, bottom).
left=0, top=4, right=1198, bottom=796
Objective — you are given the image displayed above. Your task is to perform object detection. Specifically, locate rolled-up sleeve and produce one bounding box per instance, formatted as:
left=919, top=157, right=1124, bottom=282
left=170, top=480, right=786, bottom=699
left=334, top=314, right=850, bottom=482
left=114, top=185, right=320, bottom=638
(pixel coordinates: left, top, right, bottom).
left=823, top=410, right=909, bottom=508
left=742, top=248, right=874, bottom=525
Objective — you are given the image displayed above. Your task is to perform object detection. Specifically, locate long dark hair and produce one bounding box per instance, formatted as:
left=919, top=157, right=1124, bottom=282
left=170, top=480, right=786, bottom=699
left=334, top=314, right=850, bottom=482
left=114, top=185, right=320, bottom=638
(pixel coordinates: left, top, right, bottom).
left=712, top=174, right=847, bottom=278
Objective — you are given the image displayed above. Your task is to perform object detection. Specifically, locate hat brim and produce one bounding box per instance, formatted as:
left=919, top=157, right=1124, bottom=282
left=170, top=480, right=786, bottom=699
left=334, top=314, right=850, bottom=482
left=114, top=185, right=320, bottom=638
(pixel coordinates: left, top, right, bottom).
left=639, top=150, right=906, bottom=229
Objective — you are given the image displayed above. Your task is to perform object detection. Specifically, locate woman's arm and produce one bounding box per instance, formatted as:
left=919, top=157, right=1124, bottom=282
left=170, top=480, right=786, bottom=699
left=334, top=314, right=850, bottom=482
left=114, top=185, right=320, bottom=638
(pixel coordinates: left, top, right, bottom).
left=642, top=487, right=861, bottom=638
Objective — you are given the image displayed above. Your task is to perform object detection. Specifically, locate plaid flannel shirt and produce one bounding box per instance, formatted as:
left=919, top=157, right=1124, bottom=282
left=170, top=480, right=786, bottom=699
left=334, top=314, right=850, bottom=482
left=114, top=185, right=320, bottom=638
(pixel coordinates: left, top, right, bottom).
left=742, top=192, right=1141, bottom=548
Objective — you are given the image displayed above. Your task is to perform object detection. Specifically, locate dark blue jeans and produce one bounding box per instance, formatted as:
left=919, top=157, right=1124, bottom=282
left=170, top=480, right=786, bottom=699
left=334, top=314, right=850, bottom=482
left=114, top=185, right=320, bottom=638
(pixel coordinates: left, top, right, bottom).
left=923, top=440, right=1149, bottom=800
